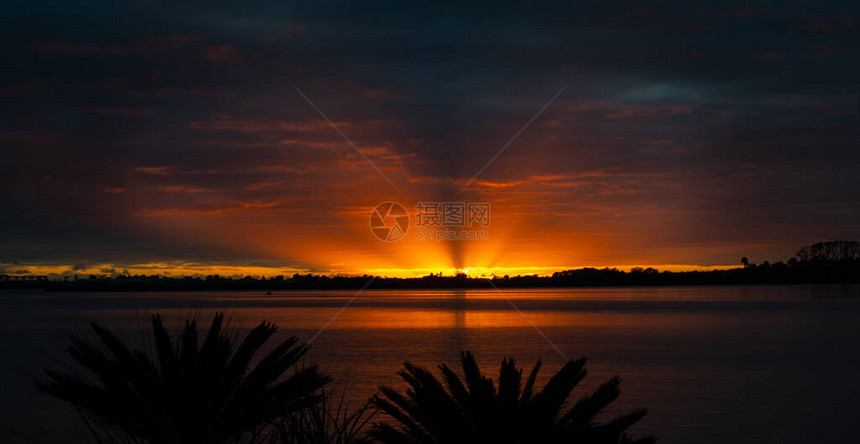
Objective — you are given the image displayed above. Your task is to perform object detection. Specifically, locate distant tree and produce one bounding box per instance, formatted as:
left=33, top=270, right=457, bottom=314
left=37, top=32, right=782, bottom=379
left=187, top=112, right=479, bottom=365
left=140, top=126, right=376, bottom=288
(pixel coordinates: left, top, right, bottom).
left=370, top=351, right=654, bottom=444
left=771, top=261, right=788, bottom=271
left=796, top=241, right=860, bottom=263
left=741, top=257, right=750, bottom=267
left=36, top=312, right=329, bottom=444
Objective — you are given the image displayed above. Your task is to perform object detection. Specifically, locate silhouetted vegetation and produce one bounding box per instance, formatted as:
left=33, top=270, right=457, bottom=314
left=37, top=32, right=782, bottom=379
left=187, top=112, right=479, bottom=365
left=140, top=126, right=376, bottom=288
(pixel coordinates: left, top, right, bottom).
left=795, top=240, right=860, bottom=263
left=0, top=274, right=47, bottom=289
left=4, top=240, right=857, bottom=291
left=370, top=352, right=653, bottom=444
left=36, top=313, right=329, bottom=444
left=267, top=386, right=378, bottom=444
left=37, top=314, right=657, bottom=443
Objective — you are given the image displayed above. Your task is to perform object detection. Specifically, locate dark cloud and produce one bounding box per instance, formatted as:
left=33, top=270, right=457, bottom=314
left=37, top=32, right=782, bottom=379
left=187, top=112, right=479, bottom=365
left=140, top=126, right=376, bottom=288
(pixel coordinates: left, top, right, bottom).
left=1, top=0, right=858, bottom=270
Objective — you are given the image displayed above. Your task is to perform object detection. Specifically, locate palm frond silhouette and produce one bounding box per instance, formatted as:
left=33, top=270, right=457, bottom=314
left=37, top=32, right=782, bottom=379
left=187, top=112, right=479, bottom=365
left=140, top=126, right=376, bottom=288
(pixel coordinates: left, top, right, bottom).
left=35, top=312, right=330, bottom=444
left=266, top=385, right=378, bottom=444
left=370, top=352, right=654, bottom=444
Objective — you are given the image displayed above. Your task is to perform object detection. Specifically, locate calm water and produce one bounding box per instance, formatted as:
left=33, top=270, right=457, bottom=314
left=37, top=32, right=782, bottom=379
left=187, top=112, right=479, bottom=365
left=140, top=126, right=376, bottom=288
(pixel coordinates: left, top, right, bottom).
left=1, top=285, right=859, bottom=443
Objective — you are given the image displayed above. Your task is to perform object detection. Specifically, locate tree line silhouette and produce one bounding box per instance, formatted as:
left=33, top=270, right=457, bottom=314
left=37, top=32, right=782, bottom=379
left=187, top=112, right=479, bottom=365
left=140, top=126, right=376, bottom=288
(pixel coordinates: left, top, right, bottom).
left=3, top=241, right=858, bottom=291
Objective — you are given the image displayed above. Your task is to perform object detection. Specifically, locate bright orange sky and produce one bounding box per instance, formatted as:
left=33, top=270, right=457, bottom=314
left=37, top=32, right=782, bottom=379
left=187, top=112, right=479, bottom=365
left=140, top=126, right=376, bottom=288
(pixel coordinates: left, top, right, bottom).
left=2, top=4, right=858, bottom=279
left=3, top=105, right=856, bottom=279
left=3, top=104, right=854, bottom=280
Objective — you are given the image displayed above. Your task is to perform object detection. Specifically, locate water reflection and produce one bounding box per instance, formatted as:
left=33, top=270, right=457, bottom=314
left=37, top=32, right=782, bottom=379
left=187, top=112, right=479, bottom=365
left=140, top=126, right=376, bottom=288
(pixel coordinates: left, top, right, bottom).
left=1, top=286, right=860, bottom=444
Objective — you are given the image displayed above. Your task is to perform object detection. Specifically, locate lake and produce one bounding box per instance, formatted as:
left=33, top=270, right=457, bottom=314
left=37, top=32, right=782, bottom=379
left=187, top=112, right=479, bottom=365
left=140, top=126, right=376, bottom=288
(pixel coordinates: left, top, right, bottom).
left=1, top=285, right=859, bottom=443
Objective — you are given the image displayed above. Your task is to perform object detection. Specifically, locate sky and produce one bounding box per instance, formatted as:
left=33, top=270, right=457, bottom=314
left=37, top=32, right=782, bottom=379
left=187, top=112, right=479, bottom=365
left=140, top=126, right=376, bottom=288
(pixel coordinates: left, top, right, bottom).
left=1, top=1, right=859, bottom=278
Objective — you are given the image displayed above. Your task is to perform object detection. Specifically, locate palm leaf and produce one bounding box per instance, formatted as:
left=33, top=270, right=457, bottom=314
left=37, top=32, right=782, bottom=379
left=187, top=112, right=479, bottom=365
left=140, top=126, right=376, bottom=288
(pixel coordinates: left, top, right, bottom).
left=371, top=351, right=653, bottom=444
left=36, top=312, right=328, bottom=444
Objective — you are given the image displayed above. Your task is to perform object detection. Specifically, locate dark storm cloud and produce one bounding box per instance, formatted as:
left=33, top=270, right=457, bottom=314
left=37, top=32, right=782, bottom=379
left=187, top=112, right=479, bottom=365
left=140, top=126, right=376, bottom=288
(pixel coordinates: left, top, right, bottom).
left=1, top=0, right=858, bottom=267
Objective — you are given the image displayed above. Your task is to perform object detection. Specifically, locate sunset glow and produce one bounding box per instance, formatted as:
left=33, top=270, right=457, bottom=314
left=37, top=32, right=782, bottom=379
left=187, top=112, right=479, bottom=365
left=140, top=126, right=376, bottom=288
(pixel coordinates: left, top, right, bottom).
left=1, top=3, right=857, bottom=279
left=2, top=3, right=860, bottom=444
